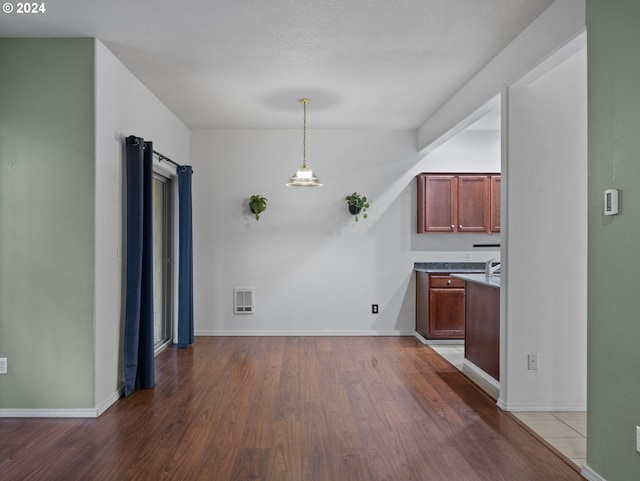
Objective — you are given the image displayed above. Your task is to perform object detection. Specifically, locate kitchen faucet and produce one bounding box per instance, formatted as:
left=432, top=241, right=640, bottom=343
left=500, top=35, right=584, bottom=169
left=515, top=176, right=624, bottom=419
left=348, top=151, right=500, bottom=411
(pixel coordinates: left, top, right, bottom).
left=485, top=257, right=501, bottom=276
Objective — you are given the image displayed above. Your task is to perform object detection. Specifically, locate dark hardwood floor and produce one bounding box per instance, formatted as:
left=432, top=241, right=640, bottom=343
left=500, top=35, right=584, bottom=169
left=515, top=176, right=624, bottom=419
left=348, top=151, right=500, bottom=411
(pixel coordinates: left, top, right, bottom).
left=0, top=337, right=583, bottom=480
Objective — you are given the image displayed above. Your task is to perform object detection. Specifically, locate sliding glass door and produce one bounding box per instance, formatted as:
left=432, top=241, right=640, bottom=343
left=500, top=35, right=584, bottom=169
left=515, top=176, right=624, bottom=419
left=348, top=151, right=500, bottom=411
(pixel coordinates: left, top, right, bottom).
left=152, top=173, right=173, bottom=351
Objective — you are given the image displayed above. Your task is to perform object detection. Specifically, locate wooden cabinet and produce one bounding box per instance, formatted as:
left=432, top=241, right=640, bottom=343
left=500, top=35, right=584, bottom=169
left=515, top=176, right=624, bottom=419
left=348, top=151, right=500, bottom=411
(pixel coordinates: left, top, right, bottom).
left=464, top=281, right=500, bottom=380
left=490, top=175, right=501, bottom=233
left=417, top=173, right=499, bottom=234
left=417, top=175, right=457, bottom=232
left=458, top=176, right=490, bottom=232
left=416, top=273, right=465, bottom=339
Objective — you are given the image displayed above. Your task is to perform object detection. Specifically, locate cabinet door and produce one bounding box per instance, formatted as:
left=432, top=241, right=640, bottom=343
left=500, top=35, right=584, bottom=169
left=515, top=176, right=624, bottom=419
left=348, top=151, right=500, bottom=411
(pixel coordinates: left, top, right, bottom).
left=465, top=282, right=500, bottom=380
left=428, top=288, right=465, bottom=339
left=457, top=176, right=490, bottom=232
left=417, top=174, right=457, bottom=233
left=490, top=175, right=501, bottom=233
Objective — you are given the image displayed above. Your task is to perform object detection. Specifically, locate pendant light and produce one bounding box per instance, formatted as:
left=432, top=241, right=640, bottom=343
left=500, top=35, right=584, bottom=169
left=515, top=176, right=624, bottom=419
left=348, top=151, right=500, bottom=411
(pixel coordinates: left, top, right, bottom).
left=286, top=98, right=322, bottom=187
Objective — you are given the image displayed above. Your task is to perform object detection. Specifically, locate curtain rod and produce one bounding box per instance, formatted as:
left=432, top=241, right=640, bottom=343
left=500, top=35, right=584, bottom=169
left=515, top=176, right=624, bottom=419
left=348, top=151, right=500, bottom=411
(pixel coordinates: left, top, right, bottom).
left=152, top=149, right=181, bottom=169
left=127, top=135, right=187, bottom=170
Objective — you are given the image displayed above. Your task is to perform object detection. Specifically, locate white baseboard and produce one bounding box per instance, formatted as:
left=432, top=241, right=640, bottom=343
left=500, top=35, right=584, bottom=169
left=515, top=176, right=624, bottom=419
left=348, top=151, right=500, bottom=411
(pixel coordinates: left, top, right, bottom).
left=499, top=401, right=587, bottom=412
left=0, top=408, right=98, bottom=418
left=195, top=330, right=415, bottom=337
left=414, top=332, right=428, bottom=344
left=414, top=332, right=465, bottom=345
left=462, top=359, right=500, bottom=390
left=422, top=339, right=465, bottom=346
left=96, top=387, right=124, bottom=416
left=0, top=387, right=124, bottom=419
left=581, top=465, right=607, bottom=481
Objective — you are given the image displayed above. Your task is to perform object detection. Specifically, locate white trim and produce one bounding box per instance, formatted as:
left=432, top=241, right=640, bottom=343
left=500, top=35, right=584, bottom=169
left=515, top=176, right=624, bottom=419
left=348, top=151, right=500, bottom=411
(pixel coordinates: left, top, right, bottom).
left=0, top=387, right=123, bottom=419
left=0, top=409, right=99, bottom=418
left=462, top=359, right=500, bottom=391
left=195, top=330, right=415, bottom=337
left=423, top=339, right=464, bottom=346
left=414, top=332, right=428, bottom=344
left=498, top=85, right=510, bottom=410
left=96, top=388, right=123, bottom=416
left=581, top=465, right=608, bottom=481
left=499, top=401, right=587, bottom=412
left=414, top=332, right=465, bottom=346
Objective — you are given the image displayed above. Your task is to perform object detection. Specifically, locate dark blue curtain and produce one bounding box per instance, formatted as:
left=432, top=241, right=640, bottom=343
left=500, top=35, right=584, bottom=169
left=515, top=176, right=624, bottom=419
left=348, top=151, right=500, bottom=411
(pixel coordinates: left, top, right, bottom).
left=124, top=136, right=155, bottom=396
left=177, top=166, right=194, bottom=348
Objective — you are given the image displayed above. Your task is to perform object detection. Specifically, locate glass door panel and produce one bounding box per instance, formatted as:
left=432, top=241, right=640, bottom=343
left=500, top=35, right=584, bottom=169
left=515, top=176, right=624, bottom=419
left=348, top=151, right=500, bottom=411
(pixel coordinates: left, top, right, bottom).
left=152, top=174, right=172, bottom=350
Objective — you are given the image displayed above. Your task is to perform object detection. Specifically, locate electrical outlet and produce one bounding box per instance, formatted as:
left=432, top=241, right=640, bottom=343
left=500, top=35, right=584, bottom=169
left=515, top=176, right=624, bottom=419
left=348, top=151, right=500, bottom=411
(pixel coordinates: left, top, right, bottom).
left=636, top=426, right=640, bottom=453
left=372, top=304, right=379, bottom=314
left=527, top=354, right=538, bottom=370
left=0, top=358, right=7, bottom=374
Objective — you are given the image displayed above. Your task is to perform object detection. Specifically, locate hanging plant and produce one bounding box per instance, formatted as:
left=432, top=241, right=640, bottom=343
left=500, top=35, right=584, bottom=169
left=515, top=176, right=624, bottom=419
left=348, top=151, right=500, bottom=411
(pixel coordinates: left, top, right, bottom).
left=249, top=195, right=268, bottom=221
left=345, top=192, right=370, bottom=222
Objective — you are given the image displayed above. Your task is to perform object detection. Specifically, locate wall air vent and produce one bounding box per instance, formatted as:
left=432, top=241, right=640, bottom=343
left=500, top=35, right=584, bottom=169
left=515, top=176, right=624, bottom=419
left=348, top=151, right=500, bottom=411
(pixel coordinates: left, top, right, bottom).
left=234, top=287, right=255, bottom=314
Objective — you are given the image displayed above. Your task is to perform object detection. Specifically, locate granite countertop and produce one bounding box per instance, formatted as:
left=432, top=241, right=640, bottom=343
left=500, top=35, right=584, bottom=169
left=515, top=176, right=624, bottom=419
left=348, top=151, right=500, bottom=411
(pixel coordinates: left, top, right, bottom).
left=451, top=273, right=501, bottom=289
left=413, top=262, right=487, bottom=273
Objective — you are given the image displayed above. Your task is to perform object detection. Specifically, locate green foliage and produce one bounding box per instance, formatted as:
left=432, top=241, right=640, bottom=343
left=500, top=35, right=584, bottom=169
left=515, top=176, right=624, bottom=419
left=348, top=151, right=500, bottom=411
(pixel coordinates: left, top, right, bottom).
left=345, top=192, right=370, bottom=222
left=249, top=195, right=267, bottom=221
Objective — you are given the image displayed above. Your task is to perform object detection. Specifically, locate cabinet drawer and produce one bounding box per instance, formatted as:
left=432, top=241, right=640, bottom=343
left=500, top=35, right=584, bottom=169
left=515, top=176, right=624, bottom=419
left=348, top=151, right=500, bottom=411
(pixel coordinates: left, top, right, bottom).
left=429, top=275, right=465, bottom=288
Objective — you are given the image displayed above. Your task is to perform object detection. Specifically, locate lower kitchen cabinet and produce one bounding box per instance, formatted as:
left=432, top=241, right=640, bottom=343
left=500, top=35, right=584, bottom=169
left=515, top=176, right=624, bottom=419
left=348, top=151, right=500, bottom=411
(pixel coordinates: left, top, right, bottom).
left=464, top=280, right=500, bottom=380
left=416, top=272, right=466, bottom=339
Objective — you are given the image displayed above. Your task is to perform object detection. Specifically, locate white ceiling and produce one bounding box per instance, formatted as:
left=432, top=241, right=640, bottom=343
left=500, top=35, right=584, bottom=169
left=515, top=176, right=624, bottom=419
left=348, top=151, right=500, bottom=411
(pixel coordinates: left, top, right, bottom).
left=0, top=0, right=553, bottom=129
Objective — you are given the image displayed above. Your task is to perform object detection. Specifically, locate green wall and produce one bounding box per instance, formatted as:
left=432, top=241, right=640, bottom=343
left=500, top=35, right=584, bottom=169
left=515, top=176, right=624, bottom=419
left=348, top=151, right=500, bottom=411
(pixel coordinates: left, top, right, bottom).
left=0, top=39, right=95, bottom=408
left=587, top=1, right=640, bottom=479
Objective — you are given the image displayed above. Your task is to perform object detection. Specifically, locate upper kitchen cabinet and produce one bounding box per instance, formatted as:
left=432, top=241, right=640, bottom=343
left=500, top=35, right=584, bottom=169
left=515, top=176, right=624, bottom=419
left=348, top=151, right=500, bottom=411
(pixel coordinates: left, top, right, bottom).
left=458, top=175, right=490, bottom=232
left=490, top=175, right=501, bottom=233
left=417, top=173, right=500, bottom=234
left=417, top=174, right=457, bottom=232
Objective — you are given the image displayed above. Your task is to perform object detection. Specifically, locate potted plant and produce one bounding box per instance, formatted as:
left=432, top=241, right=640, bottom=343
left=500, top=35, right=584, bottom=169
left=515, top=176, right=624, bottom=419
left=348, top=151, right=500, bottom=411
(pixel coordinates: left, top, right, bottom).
left=345, top=192, right=369, bottom=222
left=249, top=195, right=267, bottom=221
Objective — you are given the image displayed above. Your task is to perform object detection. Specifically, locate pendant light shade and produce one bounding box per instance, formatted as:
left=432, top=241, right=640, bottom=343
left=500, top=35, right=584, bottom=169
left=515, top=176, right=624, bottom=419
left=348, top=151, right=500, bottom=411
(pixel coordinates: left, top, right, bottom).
left=286, top=98, right=322, bottom=187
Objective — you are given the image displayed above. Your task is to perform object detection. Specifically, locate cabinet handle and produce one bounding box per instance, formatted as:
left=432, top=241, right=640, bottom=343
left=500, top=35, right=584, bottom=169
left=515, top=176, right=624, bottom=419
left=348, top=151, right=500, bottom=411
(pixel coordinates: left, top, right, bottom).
left=447, top=279, right=452, bottom=285
left=459, top=224, right=462, bottom=229
left=450, top=224, right=454, bottom=229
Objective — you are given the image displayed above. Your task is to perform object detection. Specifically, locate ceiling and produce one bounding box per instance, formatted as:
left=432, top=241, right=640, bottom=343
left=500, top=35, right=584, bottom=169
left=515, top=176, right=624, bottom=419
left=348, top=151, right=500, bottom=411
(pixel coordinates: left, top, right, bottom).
left=0, top=0, right=553, bottom=129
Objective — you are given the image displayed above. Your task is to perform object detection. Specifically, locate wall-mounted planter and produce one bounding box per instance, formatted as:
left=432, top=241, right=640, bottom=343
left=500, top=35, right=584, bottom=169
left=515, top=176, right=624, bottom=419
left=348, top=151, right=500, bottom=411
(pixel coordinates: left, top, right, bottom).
left=249, top=195, right=267, bottom=221
left=345, top=192, right=369, bottom=222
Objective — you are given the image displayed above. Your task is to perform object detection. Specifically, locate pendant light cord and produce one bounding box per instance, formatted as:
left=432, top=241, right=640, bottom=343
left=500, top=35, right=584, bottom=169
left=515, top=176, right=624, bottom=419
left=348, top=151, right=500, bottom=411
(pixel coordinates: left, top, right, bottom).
left=286, top=97, right=321, bottom=186
left=300, top=98, right=309, bottom=168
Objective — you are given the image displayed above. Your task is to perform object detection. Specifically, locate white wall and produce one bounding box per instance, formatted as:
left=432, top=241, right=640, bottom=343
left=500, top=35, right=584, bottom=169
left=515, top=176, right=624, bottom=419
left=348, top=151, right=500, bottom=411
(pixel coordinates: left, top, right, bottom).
left=190, top=127, right=501, bottom=336
left=191, top=129, right=420, bottom=334
left=500, top=48, right=587, bottom=410
left=94, top=40, right=190, bottom=412
left=425, top=130, right=501, bottom=172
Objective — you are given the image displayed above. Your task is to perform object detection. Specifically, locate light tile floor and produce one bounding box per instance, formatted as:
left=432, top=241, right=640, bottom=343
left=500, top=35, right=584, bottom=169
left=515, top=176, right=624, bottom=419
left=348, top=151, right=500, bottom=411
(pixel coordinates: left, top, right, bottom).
left=430, top=344, right=586, bottom=469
